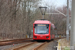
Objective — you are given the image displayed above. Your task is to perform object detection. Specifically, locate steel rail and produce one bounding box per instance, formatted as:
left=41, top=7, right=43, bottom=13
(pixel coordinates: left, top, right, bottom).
left=13, top=42, right=36, bottom=50
left=0, top=38, right=32, bottom=46
left=33, top=42, right=47, bottom=50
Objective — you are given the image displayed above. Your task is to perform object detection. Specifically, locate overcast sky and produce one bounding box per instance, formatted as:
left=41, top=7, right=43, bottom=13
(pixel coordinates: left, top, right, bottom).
left=39, top=0, right=67, bottom=7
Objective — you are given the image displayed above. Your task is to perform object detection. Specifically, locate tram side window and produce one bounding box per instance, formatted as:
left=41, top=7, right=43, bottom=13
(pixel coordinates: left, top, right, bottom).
left=51, top=26, right=55, bottom=34
left=51, top=26, right=53, bottom=30
left=50, top=26, right=52, bottom=34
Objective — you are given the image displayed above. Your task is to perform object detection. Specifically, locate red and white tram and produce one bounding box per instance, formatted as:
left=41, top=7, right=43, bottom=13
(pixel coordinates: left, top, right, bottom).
left=33, top=19, right=55, bottom=40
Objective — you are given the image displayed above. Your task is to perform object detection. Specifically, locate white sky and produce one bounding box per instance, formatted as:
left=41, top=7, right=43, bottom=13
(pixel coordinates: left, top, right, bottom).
left=40, top=0, right=67, bottom=7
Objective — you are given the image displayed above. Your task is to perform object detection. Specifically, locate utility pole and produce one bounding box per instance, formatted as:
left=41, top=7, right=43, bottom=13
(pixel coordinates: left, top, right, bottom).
left=66, top=0, right=69, bottom=41
left=70, top=0, right=75, bottom=50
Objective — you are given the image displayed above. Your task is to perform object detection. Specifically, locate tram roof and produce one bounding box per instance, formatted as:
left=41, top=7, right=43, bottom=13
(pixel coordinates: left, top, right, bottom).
left=34, top=20, right=51, bottom=24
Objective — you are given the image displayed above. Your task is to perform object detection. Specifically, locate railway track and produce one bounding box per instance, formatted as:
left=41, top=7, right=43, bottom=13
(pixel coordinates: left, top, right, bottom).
left=0, top=38, right=32, bottom=46
left=0, top=37, right=64, bottom=46
left=12, top=42, right=47, bottom=50
left=11, top=39, right=57, bottom=50
left=33, top=42, right=47, bottom=50
left=0, top=38, right=64, bottom=50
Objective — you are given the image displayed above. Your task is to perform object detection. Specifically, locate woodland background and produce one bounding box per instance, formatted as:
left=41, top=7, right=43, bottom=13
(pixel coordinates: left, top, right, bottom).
left=0, top=0, right=71, bottom=39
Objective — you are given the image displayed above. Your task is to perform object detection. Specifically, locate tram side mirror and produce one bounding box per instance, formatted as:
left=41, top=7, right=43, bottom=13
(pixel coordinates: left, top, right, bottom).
left=47, top=27, right=48, bottom=28
left=34, top=24, right=37, bottom=28
left=46, top=24, right=49, bottom=29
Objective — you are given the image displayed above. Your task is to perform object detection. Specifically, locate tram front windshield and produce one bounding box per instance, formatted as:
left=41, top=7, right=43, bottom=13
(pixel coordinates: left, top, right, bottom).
left=35, top=24, right=49, bottom=34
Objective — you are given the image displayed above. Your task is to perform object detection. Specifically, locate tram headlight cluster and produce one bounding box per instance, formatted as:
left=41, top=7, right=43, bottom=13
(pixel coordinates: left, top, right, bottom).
left=34, top=36, right=37, bottom=38
left=46, top=36, right=49, bottom=38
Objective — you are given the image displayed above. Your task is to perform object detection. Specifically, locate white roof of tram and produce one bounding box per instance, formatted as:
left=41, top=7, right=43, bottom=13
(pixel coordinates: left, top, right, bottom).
left=34, top=20, right=51, bottom=24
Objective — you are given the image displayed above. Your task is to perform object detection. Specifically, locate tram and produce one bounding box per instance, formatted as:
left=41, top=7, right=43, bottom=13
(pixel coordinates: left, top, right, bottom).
left=33, top=19, right=55, bottom=40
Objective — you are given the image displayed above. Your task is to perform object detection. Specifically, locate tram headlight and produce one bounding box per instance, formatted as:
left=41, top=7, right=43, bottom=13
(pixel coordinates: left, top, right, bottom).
left=46, top=36, right=49, bottom=38
left=34, top=36, right=37, bottom=38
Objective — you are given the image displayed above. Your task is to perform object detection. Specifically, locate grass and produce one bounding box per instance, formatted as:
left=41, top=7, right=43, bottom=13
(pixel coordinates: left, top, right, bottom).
left=64, top=47, right=70, bottom=50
